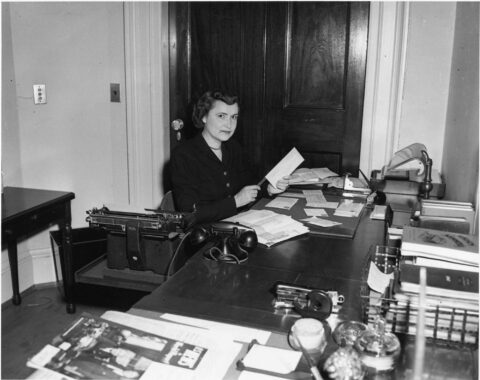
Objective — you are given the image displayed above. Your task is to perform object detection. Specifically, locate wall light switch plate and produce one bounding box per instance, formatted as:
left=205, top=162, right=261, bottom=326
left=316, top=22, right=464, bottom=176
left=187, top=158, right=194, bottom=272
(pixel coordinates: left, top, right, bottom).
left=110, top=83, right=120, bottom=102
left=33, top=84, right=47, bottom=104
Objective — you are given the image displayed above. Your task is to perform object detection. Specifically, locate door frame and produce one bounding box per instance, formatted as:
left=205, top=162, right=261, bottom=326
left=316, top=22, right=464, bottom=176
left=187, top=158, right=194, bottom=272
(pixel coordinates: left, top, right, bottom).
left=123, top=2, right=170, bottom=209
left=360, top=1, right=410, bottom=175
left=123, top=2, right=409, bottom=204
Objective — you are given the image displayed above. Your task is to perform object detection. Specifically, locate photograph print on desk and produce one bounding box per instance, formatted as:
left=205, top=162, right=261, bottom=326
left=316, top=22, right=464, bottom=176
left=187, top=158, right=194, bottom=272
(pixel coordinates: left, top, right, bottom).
left=27, top=311, right=243, bottom=380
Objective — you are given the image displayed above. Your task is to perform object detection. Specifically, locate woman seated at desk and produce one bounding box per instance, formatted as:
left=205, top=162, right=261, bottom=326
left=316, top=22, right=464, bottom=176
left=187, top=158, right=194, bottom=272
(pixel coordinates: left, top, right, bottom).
left=171, top=90, right=290, bottom=224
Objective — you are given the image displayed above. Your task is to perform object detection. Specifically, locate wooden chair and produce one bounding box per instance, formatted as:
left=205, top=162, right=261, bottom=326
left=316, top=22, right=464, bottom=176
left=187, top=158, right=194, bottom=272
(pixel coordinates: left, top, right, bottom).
left=159, top=190, right=176, bottom=211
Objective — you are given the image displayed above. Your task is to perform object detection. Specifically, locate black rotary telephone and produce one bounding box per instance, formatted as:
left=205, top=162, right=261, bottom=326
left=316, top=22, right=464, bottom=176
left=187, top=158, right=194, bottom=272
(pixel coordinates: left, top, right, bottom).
left=189, top=222, right=258, bottom=264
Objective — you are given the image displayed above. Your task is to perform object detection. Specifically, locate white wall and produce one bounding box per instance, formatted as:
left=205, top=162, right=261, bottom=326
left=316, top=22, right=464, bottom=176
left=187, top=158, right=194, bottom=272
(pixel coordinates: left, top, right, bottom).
left=398, top=2, right=456, bottom=171
left=442, top=2, right=479, bottom=205
left=2, top=2, right=129, bottom=301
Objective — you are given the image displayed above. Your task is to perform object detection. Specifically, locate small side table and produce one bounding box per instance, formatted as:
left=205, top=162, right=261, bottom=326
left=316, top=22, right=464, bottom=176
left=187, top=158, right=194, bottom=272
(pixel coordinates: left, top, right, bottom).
left=2, top=187, right=76, bottom=313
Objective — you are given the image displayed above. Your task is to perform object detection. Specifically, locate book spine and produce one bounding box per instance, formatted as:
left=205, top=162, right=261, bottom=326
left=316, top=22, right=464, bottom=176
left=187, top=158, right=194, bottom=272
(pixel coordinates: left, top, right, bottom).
left=400, top=245, right=477, bottom=265
left=422, top=199, right=473, bottom=208
left=421, top=205, right=474, bottom=219
left=411, top=258, right=479, bottom=273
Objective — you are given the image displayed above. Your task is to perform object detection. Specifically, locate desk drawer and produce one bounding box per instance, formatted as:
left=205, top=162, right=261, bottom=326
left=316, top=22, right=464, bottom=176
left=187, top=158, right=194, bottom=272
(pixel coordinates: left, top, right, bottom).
left=3, top=203, right=67, bottom=238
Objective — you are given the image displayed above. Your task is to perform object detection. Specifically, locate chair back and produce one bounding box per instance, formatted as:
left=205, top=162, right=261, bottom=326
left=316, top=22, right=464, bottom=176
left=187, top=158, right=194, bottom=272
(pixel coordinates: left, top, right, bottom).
left=160, top=190, right=194, bottom=277
left=159, top=190, right=176, bottom=211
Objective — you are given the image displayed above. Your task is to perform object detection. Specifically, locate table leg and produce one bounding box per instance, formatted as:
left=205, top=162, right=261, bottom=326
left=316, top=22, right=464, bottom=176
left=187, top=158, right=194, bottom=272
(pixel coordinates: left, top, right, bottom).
left=61, top=202, right=76, bottom=313
left=6, top=237, right=21, bottom=305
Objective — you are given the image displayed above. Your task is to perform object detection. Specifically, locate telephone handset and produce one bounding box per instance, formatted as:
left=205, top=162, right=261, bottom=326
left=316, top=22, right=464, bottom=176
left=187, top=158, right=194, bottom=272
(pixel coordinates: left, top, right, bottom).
left=189, top=221, right=258, bottom=264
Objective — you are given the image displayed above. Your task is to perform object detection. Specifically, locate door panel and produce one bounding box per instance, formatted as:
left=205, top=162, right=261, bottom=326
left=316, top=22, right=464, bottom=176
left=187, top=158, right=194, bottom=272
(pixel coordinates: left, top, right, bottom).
left=169, top=2, right=369, bottom=179
left=288, top=3, right=348, bottom=109
left=265, top=2, right=369, bottom=175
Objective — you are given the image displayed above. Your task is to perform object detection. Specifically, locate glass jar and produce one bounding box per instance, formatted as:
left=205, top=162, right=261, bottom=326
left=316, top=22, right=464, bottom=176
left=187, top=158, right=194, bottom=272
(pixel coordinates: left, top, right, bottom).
left=333, top=321, right=368, bottom=347
left=323, top=346, right=365, bottom=380
left=354, top=318, right=400, bottom=373
left=288, top=318, right=327, bottom=365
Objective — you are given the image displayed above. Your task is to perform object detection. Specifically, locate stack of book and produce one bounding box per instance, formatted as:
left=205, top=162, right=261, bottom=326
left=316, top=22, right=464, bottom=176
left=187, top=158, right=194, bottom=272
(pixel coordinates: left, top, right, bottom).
left=389, top=263, right=479, bottom=345
left=400, top=226, right=478, bottom=273
left=420, top=199, right=475, bottom=234
left=382, top=226, right=480, bottom=344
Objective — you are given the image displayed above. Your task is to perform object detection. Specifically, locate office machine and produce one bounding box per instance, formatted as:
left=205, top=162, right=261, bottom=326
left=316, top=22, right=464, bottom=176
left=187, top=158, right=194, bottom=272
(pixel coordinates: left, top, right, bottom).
left=273, top=282, right=344, bottom=320
left=371, top=143, right=445, bottom=199
left=189, top=221, right=258, bottom=264
left=86, top=206, right=187, bottom=274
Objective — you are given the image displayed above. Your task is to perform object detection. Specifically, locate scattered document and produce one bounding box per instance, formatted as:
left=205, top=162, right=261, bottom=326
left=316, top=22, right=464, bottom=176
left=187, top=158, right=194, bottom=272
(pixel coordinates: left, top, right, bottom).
left=241, top=343, right=302, bottom=375
left=334, top=199, right=364, bottom=217
left=265, top=148, right=304, bottom=188
left=159, top=314, right=271, bottom=345
left=265, top=196, right=298, bottom=210
left=289, top=168, right=320, bottom=184
left=304, top=208, right=328, bottom=217
left=301, top=217, right=342, bottom=228
left=367, top=262, right=395, bottom=293
left=311, top=167, right=338, bottom=179
left=224, top=209, right=309, bottom=247
left=303, top=189, right=327, bottom=207
left=317, top=201, right=339, bottom=209
left=289, top=167, right=339, bottom=184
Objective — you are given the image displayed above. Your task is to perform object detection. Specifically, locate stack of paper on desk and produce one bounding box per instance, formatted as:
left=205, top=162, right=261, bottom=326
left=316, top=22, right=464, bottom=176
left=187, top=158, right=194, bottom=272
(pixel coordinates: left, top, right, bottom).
left=333, top=199, right=364, bottom=217
left=289, top=167, right=338, bottom=184
left=224, top=209, right=309, bottom=247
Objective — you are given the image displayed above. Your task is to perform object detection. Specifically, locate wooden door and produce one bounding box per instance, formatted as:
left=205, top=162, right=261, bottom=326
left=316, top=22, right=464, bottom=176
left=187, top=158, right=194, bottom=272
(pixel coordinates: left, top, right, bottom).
left=169, top=2, right=369, bottom=180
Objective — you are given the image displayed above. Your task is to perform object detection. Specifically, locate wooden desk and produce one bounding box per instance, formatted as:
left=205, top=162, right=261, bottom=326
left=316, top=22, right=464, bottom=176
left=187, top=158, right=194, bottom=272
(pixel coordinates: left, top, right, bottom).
left=130, top=205, right=477, bottom=379
left=2, top=187, right=76, bottom=313
left=131, top=206, right=385, bottom=331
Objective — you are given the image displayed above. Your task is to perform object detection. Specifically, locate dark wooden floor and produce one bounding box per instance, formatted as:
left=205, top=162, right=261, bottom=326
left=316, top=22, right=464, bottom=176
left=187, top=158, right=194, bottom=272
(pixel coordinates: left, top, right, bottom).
left=1, top=283, right=146, bottom=380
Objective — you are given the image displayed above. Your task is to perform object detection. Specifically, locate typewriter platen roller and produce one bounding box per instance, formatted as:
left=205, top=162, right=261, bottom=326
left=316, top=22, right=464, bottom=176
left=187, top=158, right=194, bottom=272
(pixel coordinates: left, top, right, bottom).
left=86, top=206, right=186, bottom=236
left=86, top=207, right=188, bottom=273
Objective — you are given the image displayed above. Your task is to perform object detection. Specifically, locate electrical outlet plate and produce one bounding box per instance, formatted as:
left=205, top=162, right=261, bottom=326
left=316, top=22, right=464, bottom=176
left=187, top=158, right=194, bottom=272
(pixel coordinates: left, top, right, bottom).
left=33, top=84, right=47, bottom=104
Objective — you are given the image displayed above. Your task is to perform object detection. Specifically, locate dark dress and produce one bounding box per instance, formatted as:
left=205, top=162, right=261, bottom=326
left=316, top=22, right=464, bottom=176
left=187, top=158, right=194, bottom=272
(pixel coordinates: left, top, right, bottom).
left=170, top=133, right=261, bottom=224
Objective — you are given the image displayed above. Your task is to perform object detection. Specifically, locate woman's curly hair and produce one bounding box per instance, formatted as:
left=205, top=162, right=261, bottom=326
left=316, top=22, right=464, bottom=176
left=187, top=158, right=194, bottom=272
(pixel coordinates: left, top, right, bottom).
left=192, top=90, right=239, bottom=129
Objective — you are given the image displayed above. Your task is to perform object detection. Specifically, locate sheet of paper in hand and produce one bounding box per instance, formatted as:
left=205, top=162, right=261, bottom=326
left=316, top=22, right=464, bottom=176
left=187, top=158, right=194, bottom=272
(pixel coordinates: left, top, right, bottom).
left=265, top=148, right=304, bottom=187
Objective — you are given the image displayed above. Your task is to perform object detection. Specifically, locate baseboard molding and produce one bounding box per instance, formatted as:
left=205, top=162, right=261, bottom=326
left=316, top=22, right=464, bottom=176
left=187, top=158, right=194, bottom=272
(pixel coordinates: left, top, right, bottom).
left=1, top=281, right=58, bottom=310
left=1, top=247, right=57, bottom=304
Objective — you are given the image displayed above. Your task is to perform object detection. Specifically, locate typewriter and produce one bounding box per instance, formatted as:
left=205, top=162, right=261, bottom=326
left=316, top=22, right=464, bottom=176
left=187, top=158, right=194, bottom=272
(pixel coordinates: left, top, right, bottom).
left=86, top=206, right=188, bottom=273
left=86, top=206, right=187, bottom=236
